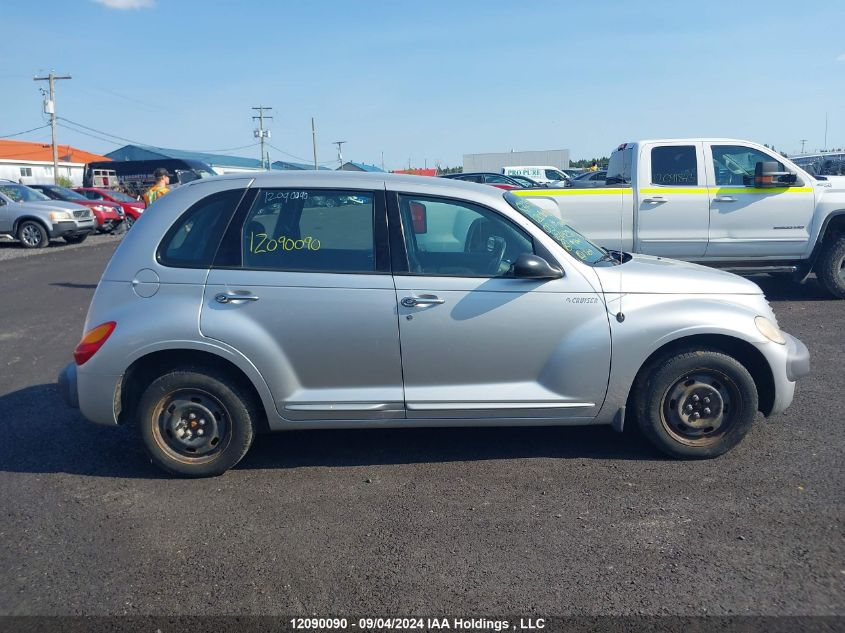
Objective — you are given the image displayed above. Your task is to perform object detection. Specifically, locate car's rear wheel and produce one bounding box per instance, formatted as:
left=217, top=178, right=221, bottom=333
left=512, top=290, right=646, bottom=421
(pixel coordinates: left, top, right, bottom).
left=17, top=220, right=48, bottom=249
left=634, top=349, right=758, bottom=459
left=136, top=368, right=257, bottom=477
left=64, top=234, right=88, bottom=244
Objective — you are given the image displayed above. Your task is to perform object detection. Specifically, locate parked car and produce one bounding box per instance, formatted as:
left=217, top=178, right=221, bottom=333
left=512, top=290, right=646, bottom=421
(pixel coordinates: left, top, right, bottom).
left=441, top=172, right=525, bottom=190
left=58, top=172, right=809, bottom=476
left=569, top=170, right=607, bottom=187
left=75, top=187, right=146, bottom=229
left=30, top=184, right=124, bottom=233
left=502, top=166, right=571, bottom=185
left=507, top=175, right=544, bottom=188
left=0, top=181, right=95, bottom=248
left=517, top=138, right=845, bottom=298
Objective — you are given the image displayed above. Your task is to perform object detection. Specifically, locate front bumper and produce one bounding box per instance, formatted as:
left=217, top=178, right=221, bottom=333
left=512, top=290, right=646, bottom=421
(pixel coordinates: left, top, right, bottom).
left=784, top=333, right=810, bottom=382
left=58, top=362, right=79, bottom=408
left=49, top=220, right=95, bottom=238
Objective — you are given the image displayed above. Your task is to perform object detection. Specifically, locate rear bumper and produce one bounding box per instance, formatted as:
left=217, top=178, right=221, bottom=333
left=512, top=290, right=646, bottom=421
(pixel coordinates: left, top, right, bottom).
left=58, top=362, right=79, bottom=408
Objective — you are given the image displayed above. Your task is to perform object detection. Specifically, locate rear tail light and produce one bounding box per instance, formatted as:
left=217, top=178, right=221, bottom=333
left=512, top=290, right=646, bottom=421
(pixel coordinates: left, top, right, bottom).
left=74, top=321, right=116, bottom=365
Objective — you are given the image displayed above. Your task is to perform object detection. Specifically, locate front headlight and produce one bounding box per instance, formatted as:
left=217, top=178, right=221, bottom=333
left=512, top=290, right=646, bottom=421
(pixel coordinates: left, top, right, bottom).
left=755, top=316, right=786, bottom=345
left=49, top=210, right=72, bottom=221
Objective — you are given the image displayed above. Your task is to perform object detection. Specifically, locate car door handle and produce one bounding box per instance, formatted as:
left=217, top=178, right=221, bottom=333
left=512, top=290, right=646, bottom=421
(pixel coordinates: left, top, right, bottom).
left=713, top=196, right=736, bottom=202
left=215, top=291, right=260, bottom=304
left=642, top=196, right=666, bottom=204
left=401, top=295, right=445, bottom=307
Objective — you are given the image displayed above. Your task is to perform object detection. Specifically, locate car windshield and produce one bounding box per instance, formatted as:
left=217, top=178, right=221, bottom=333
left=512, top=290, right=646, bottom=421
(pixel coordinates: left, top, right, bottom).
left=0, top=184, right=50, bottom=202
left=50, top=186, right=87, bottom=201
left=503, top=192, right=608, bottom=265
left=107, top=190, right=136, bottom=202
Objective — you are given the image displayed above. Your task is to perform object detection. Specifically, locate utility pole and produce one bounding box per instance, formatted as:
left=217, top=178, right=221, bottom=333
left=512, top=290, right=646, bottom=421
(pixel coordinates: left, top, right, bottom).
left=800, top=139, right=807, bottom=153
left=311, top=117, right=318, bottom=170
left=333, top=141, right=346, bottom=168
left=33, top=72, right=71, bottom=185
left=824, top=113, right=828, bottom=152
left=252, top=106, right=273, bottom=170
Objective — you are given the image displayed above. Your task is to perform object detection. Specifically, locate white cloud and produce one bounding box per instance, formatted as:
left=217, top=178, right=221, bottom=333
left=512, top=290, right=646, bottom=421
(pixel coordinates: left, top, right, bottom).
left=837, top=53, right=845, bottom=62
left=92, top=0, right=155, bottom=9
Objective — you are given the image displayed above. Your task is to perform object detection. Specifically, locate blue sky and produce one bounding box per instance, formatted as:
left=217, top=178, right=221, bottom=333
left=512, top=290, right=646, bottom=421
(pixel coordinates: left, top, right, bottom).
left=1, top=0, right=843, bottom=169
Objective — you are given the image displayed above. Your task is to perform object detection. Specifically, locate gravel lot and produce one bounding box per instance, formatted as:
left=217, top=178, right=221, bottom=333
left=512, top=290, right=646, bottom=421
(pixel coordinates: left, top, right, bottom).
left=0, top=231, right=123, bottom=262
left=0, top=241, right=842, bottom=619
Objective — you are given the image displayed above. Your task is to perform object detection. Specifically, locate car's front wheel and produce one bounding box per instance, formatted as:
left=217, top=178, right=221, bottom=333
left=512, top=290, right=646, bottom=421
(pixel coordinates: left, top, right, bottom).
left=634, top=349, right=758, bottom=459
left=17, top=220, right=49, bottom=249
left=136, top=368, right=258, bottom=477
left=124, top=216, right=134, bottom=230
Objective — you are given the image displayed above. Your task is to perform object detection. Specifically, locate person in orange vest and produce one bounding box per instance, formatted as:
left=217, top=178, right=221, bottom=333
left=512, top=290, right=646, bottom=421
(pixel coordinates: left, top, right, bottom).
left=144, top=168, right=171, bottom=206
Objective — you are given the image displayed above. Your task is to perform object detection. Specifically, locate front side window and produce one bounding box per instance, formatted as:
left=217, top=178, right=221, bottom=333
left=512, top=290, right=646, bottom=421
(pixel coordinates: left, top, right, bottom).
left=240, top=189, right=375, bottom=273
left=651, top=146, right=698, bottom=186
left=711, top=145, right=786, bottom=186
left=158, top=189, right=245, bottom=268
left=504, top=192, right=607, bottom=265
left=399, top=194, right=534, bottom=277
left=84, top=190, right=104, bottom=200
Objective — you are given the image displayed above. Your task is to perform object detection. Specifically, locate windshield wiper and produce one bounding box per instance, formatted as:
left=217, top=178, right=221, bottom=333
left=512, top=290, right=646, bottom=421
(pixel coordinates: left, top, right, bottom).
left=595, top=250, right=620, bottom=265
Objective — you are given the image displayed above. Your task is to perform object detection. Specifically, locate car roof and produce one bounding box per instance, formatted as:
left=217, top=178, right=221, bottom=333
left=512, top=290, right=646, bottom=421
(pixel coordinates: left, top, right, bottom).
left=194, top=170, right=508, bottom=199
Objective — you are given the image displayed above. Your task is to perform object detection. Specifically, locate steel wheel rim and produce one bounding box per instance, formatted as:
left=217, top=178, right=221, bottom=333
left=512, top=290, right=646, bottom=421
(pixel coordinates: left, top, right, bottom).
left=660, top=369, right=741, bottom=447
left=21, top=225, right=41, bottom=246
left=152, top=389, right=230, bottom=464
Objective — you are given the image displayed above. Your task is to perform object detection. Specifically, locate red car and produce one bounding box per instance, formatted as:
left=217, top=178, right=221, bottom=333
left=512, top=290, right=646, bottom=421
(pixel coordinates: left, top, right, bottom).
left=29, top=184, right=124, bottom=233
left=75, top=187, right=146, bottom=229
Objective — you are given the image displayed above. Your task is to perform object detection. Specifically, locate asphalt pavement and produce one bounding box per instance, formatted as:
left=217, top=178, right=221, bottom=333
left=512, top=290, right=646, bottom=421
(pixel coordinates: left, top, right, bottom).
left=0, top=241, right=842, bottom=618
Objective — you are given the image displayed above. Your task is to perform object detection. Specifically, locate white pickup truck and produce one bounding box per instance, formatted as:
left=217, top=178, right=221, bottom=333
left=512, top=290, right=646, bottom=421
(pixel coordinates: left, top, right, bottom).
left=515, top=138, right=845, bottom=298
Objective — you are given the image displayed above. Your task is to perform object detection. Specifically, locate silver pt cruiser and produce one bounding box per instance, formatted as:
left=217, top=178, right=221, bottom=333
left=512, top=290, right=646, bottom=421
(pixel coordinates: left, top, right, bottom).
left=58, top=172, right=810, bottom=477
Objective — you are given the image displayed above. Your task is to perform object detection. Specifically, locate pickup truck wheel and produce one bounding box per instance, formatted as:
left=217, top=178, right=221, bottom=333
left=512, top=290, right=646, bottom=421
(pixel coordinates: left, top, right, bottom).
left=64, top=234, right=88, bottom=245
left=17, top=220, right=48, bottom=249
left=816, top=235, right=845, bottom=299
left=635, top=350, right=758, bottom=459
left=136, top=368, right=257, bottom=477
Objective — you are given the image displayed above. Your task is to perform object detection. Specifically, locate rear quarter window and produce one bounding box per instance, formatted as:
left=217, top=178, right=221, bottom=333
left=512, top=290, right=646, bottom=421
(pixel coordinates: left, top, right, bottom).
left=157, top=189, right=246, bottom=268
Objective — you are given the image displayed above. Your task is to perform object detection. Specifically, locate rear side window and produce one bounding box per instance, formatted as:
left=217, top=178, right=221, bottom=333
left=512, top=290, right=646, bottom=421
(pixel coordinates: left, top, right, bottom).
left=651, top=145, right=698, bottom=185
left=158, top=189, right=245, bottom=268
left=239, top=189, right=375, bottom=273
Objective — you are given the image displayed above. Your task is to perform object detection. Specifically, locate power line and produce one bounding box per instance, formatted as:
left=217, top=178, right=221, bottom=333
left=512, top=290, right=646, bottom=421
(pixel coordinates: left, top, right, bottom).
left=267, top=143, right=315, bottom=164
left=58, top=118, right=262, bottom=154
left=0, top=124, right=51, bottom=139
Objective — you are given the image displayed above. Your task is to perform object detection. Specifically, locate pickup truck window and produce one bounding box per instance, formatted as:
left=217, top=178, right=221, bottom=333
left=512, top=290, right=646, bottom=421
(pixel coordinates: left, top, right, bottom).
left=712, top=145, right=785, bottom=186
left=651, top=146, right=698, bottom=186
left=504, top=192, right=607, bottom=265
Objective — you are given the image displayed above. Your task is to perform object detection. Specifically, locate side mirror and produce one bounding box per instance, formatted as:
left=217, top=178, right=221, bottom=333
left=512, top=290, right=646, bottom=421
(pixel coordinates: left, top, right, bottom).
left=755, top=161, right=797, bottom=187
left=410, top=201, right=427, bottom=234
left=511, top=253, right=563, bottom=279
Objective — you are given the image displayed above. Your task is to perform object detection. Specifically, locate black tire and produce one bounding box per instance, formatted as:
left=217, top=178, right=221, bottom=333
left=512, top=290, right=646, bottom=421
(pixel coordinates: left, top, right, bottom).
left=64, top=234, right=88, bottom=245
left=124, top=216, right=135, bottom=230
left=633, top=349, right=758, bottom=459
left=17, top=220, right=49, bottom=249
left=136, top=368, right=258, bottom=477
left=816, top=235, right=845, bottom=299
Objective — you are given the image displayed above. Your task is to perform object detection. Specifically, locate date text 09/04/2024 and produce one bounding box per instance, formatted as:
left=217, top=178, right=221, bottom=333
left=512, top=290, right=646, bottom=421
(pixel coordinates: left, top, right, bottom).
left=289, top=617, right=547, bottom=630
